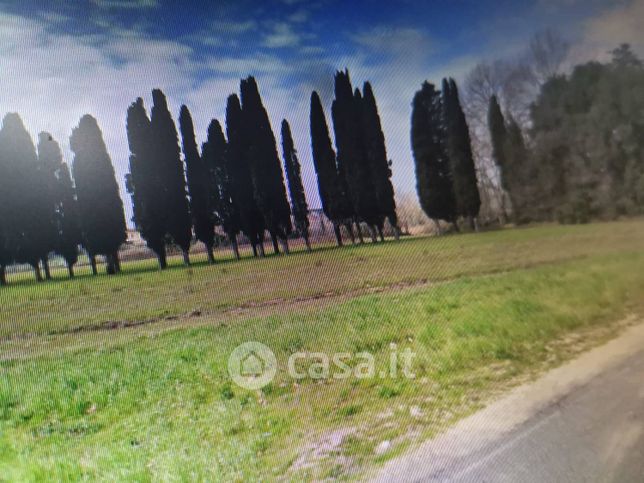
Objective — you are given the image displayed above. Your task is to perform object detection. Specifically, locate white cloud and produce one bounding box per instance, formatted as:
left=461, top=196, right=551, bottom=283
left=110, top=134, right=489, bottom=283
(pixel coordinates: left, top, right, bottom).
left=287, top=9, right=309, bottom=23
left=0, top=11, right=336, bottom=221
left=262, top=22, right=300, bottom=48
left=210, top=19, right=257, bottom=34
left=0, top=13, right=200, bottom=224
left=352, top=26, right=433, bottom=57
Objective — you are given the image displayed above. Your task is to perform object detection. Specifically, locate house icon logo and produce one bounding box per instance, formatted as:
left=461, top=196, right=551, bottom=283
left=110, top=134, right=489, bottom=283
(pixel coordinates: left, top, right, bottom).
left=228, top=341, right=277, bottom=390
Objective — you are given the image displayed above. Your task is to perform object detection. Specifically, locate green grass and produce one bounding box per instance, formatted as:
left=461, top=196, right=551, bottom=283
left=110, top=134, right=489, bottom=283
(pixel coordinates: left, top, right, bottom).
left=1, top=221, right=644, bottom=480
left=2, top=220, right=644, bottom=339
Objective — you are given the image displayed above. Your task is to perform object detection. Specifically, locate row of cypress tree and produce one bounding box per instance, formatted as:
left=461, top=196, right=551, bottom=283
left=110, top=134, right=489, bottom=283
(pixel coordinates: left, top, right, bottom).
left=0, top=114, right=127, bottom=284
left=0, top=72, right=398, bottom=283
left=125, top=79, right=307, bottom=268
left=411, top=78, right=481, bottom=231
left=310, top=70, right=400, bottom=245
left=126, top=73, right=398, bottom=269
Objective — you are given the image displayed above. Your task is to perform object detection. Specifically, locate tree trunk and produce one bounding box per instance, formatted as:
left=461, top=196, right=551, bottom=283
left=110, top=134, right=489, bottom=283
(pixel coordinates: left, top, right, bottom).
left=355, top=223, right=365, bottom=244
left=230, top=235, right=240, bottom=260
left=333, top=223, right=343, bottom=247
left=392, top=224, right=401, bottom=241
left=114, top=252, right=122, bottom=273
left=42, top=257, right=52, bottom=280
left=433, top=219, right=443, bottom=236
left=0, top=265, right=6, bottom=286
left=206, top=244, right=215, bottom=264
left=369, top=225, right=378, bottom=243
left=157, top=248, right=167, bottom=270
left=377, top=225, right=385, bottom=242
left=344, top=223, right=356, bottom=245
left=470, top=216, right=479, bottom=232
left=89, top=254, right=98, bottom=275
left=304, top=233, right=312, bottom=252
left=182, top=250, right=190, bottom=266
left=279, top=237, right=290, bottom=254
left=251, top=242, right=258, bottom=257
left=270, top=232, right=280, bottom=255
left=106, top=254, right=117, bottom=275
left=452, top=221, right=460, bottom=233
left=32, top=262, right=43, bottom=282
left=258, top=242, right=265, bottom=257
left=67, top=262, right=75, bottom=278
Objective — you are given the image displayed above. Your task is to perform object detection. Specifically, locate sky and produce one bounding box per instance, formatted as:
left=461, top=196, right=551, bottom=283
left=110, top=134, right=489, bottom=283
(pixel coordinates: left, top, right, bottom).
left=1, top=0, right=643, bottom=223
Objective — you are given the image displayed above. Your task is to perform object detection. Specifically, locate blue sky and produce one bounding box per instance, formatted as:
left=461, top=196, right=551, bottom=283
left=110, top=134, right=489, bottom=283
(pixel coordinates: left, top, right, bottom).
left=0, top=0, right=642, bottom=221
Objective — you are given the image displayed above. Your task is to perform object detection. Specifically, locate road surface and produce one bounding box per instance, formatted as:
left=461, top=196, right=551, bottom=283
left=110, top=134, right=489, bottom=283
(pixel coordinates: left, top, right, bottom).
left=372, top=322, right=644, bottom=482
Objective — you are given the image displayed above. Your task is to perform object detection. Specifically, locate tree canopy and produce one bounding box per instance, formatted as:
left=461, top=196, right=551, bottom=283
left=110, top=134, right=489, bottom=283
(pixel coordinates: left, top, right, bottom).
left=70, top=114, right=126, bottom=274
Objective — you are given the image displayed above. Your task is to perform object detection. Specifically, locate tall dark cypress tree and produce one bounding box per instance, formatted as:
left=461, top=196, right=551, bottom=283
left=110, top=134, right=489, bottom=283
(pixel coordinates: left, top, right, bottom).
left=240, top=76, right=292, bottom=254
left=332, top=70, right=378, bottom=242
left=179, top=105, right=216, bottom=263
left=443, top=78, right=481, bottom=229
left=0, top=114, right=51, bottom=281
left=411, top=82, right=457, bottom=231
left=36, top=132, right=63, bottom=279
left=361, top=81, right=400, bottom=240
left=70, top=115, right=126, bottom=274
left=0, top=118, right=12, bottom=285
left=226, top=94, right=266, bottom=256
left=54, top=161, right=82, bottom=277
left=38, top=133, right=81, bottom=278
left=353, top=87, right=381, bottom=242
left=310, top=91, right=353, bottom=245
left=488, top=95, right=510, bottom=221
left=202, top=119, right=242, bottom=259
left=126, top=98, right=169, bottom=268
left=281, top=119, right=311, bottom=250
left=488, top=95, right=507, bottom=173
left=504, top=117, right=532, bottom=222
left=150, top=89, right=192, bottom=264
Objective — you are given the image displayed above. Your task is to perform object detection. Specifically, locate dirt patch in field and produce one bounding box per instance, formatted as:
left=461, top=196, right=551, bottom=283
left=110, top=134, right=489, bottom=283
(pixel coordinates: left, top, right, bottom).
left=0, top=255, right=595, bottom=361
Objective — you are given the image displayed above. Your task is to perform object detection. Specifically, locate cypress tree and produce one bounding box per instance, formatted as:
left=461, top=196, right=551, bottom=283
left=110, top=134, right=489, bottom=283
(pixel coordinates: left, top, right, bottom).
left=53, top=161, right=82, bottom=277
left=310, top=91, right=353, bottom=245
left=202, top=119, right=242, bottom=259
left=411, top=82, right=457, bottom=231
left=332, top=70, right=378, bottom=242
left=240, top=77, right=292, bottom=254
left=70, top=115, right=126, bottom=275
left=353, top=87, right=381, bottom=242
left=504, top=117, right=532, bottom=222
left=36, top=132, right=63, bottom=279
left=0, top=117, right=13, bottom=285
left=281, top=119, right=311, bottom=250
left=443, top=78, right=481, bottom=229
left=0, top=124, right=10, bottom=285
left=150, top=89, right=192, bottom=264
left=361, top=82, right=400, bottom=240
left=0, top=114, right=51, bottom=281
left=488, top=95, right=507, bottom=173
left=179, top=105, right=216, bottom=263
left=126, top=98, right=168, bottom=268
left=488, top=95, right=510, bottom=221
left=38, top=133, right=80, bottom=278
left=226, top=94, right=266, bottom=256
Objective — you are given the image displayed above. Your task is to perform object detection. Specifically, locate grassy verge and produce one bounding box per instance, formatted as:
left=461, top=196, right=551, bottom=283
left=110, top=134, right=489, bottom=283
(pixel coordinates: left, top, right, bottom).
left=2, top=220, right=644, bottom=338
left=2, top=248, right=644, bottom=480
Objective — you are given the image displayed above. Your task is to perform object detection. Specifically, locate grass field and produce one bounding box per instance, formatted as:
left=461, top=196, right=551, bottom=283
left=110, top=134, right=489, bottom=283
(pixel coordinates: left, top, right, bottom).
left=2, top=221, right=644, bottom=480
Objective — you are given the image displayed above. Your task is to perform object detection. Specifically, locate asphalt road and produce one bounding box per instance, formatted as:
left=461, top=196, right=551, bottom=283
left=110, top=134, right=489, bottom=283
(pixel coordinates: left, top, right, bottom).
left=372, top=324, right=644, bottom=483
